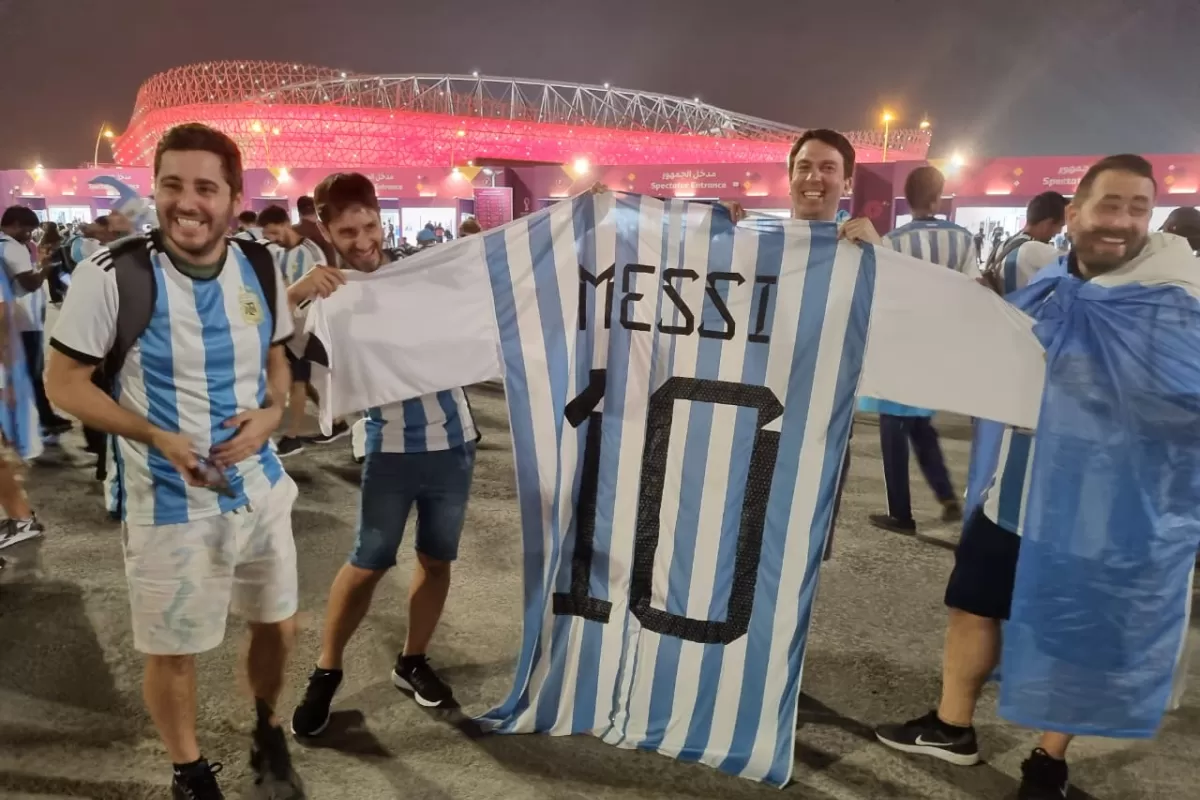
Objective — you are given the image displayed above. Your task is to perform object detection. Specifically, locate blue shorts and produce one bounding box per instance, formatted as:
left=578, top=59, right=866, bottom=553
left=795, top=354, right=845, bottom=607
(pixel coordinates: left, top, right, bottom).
left=350, top=443, right=476, bottom=568
left=944, top=510, right=1021, bottom=621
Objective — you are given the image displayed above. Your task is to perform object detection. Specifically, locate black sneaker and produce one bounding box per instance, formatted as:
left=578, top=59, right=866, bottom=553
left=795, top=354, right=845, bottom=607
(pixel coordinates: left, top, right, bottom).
left=875, top=710, right=980, bottom=766
left=869, top=513, right=918, bottom=535
left=44, top=417, right=72, bottom=436
left=0, top=517, right=44, bottom=551
left=392, top=654, right=455, bottom=708
left=290, top=668, right=343, bottom=737
left=941, top=501, right=964, bottom=524
left=1018, top=748, right=1069, bottom=799
left=250, top=723, right=306, bottom=798
left=307, top=421, right=350, bottom=446
left=276, top=437, right=306, bottom=459
left=171, top=759, right=224, bottom=799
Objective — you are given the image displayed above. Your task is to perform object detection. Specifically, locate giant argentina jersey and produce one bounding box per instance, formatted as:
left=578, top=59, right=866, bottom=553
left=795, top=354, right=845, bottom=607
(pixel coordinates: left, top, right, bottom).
left=474, top=195, right=877, bottom=785
left=49, top=238, right=294, bottom=525
left=859, top=218, right=980, bottom=418
left=300, top=193, right=1047, bottom=786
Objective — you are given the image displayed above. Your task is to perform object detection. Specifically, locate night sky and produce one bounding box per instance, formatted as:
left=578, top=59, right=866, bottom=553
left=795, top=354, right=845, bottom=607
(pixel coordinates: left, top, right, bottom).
left=1, top=0, right=1196, bottom=168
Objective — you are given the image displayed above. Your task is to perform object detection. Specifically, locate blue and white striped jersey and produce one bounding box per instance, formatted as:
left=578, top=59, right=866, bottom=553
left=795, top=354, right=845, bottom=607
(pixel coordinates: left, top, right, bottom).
left=50, top=239, right=294, bottom=526
left=362, top=389, right=477, bottom=455
left=279, top=237, right=326, bottom=286
left=0, top=233, right=46, bottom=333
left=974, top=255, right=1071, bottom=536
left=884, top=217, right=979, bottom=277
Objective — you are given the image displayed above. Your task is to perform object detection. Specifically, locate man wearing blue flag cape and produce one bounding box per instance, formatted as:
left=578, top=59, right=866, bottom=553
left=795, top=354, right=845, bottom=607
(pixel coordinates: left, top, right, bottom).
left=877, top=154, right=1200, bottom=800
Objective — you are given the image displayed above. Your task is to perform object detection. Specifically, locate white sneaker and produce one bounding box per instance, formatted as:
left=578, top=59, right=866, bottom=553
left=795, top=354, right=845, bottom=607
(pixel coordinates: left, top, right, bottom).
left=0, top=517, right=44, bottom=550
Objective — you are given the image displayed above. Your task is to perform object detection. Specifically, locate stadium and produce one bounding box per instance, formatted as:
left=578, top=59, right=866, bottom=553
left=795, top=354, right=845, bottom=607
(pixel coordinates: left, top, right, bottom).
left=111, top=60, right=933, bottom=170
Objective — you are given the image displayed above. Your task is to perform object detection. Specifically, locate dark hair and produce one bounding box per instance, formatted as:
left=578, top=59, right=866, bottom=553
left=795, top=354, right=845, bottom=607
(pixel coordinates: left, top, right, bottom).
left=1163, top=206, right=1200, bottom=251
left=257, top=205, right=290, bottom=226
left=1, top=205, right=39, bottom=228
left=1074, top=154, right=1156, bottom=203
left=313, top=173, right=379, bottom=224
left=903, top=165, right=945, bottom=210
left=41, top=225, right=63, bottom=247
left=93, top=215, right=111, bottom=229
left=153, top=123, right=244, bottom=197
left=788, top=129, right=857, bottom=180
left=296, top=195, right=316, bottom=216
left=459, top=217, right=482, bottom=236
left=237, top=210, right=258, bottom=225
left=1026, top=191, right=1068, bottom=225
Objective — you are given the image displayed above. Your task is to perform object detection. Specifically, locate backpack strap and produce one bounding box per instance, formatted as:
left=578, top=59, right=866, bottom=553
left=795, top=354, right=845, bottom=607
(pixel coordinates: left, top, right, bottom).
left=94, top=233, right=158, bottom=394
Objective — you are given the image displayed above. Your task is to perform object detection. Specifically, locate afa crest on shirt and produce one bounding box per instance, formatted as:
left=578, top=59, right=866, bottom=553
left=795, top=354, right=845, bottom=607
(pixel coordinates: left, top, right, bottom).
left=238, top=287, right=264, bottom=325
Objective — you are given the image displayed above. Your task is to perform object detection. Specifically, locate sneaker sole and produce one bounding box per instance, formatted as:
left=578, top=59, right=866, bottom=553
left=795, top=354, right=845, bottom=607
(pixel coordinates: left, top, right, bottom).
left=875, top=733, right=980, bottom=766
left=391, top=669, right=448, bottom=708
left=310, top=429, right=351, bottom=446
left=278, top=447, right=305, bottom=459
left=0, top=529, right=43, bottom=551
left=290, top=709, right=330, bottom=738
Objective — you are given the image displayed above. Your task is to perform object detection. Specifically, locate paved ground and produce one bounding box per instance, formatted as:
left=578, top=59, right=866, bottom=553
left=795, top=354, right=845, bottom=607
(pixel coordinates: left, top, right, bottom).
left=1, top=385, right=1196, bottom=800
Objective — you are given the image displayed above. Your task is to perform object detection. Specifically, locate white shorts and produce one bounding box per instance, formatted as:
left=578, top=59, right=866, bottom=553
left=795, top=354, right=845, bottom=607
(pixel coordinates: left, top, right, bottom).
left=122, top=475, right=300, bottom=655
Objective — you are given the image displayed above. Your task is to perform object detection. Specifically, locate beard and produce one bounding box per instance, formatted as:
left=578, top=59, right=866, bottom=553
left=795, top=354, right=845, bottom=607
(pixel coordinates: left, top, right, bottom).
left=335, top=242, right=384, bottom=272
left=1071, top=226, right=1148, bottom=276
left=158, top=204, right=231, bottom=263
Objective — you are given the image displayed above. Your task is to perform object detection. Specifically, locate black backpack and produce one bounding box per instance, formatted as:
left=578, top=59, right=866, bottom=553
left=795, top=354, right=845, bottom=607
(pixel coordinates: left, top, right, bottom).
left=90, top=232, right=278, bottom=485
left=980, top=232, right=1032, bottom=295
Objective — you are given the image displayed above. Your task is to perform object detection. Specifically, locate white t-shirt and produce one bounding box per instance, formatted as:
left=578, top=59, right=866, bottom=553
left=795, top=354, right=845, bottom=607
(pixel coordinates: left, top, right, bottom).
left=50, top=238, right=294, bottom=526
left=0, top=234, right=45, bottom=333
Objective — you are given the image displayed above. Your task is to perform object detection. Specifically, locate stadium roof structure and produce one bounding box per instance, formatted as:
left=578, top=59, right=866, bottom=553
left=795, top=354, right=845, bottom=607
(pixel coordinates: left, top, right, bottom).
left=114, top=60, right=932, bottom=170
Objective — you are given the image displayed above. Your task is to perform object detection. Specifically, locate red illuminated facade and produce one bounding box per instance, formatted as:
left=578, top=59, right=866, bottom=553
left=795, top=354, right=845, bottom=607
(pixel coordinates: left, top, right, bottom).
left=113, top=61, right=932, bottom=170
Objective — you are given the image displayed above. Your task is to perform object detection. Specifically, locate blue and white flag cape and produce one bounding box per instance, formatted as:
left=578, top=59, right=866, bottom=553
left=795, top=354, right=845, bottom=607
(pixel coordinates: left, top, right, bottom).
left=302, top=193, right=1045, bottom=786
left=998, top=234, right=1200, bottom=737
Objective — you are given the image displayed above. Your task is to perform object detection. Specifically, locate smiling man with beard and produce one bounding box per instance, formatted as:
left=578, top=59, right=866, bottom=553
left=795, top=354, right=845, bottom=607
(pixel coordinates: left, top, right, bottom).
left=875, top=154, right=1164, bottom=800
left=45, top=123, right=305, bottom=800
left=288, top=173, right=480, bottom=737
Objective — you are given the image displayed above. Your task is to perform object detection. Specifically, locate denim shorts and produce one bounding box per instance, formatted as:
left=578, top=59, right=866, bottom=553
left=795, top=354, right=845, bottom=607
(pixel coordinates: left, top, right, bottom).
left=350, top=442, right=476, bottom=568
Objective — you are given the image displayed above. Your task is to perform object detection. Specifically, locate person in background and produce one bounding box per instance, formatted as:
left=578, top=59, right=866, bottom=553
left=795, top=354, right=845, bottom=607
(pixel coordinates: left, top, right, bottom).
left=0, top=206, right=70, bottom=439
left=981, top=192, right=1068, bottom=295
left=859, top=165, right=970, bottom=535
left=973, top=225, right=985, bottom=264
left=259, top=204, right=329, bottom=457
left=385, top=221, right=397, bottom=248
left=458, top=217, right=482, bottom=237
left=233, top=209, right=261, bottom=241
left=0, top=213, right=44, bottom=550
left=1161, top=206, right=1200, bottom=253
left=293, top=195, right=337, bottom=264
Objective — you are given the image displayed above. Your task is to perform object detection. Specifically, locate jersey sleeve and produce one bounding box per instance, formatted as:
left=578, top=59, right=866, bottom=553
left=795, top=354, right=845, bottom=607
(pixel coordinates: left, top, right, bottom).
left=858, top=246, right=1046, bottom=428
left=48, top=255, right=118, bottom=365
left=269, top=264, right=294, bottom=345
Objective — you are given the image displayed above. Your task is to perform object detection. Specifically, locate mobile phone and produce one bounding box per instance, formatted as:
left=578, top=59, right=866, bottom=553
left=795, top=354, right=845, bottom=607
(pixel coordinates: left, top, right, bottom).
left=192, top=457, right=237, bottom=498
